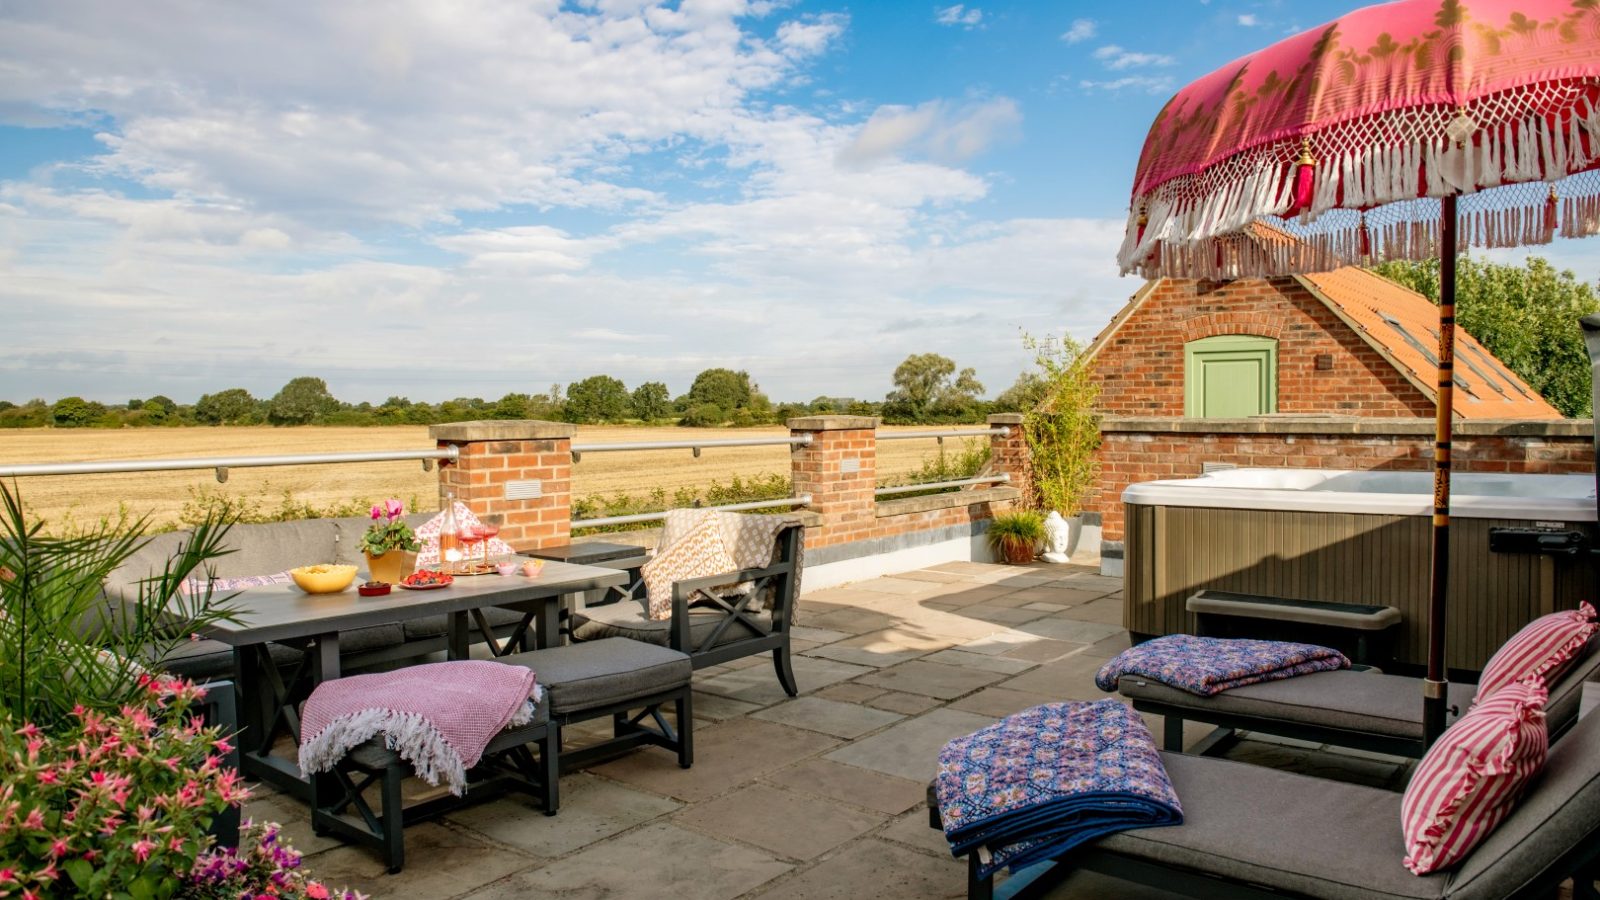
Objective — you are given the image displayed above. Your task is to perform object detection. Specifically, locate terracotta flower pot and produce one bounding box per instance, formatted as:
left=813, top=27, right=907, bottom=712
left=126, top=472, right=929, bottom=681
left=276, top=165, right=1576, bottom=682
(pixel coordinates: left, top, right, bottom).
left=364, top=549, right=417, bottom=585
left=1000, top=537, right=1036, bottom=565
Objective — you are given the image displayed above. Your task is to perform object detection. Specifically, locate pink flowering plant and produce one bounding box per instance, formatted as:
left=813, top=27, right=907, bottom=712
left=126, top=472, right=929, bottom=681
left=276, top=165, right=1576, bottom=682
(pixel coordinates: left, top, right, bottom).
left=187, top=820, right=366, bottom=900
left=0, top=674, right=244, bottom=898
left=360, top=499, right=419, bottom=556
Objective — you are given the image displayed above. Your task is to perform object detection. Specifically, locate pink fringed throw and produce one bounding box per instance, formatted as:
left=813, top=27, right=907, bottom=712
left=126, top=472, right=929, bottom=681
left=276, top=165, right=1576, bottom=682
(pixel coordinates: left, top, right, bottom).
left=298, top=660, right=541, bottom=795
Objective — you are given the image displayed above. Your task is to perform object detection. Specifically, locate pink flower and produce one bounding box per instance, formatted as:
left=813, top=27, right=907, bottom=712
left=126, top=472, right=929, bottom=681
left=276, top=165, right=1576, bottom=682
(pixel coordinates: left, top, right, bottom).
left=48, top=839, right=68, bottom=858
left=21, top=808, right=44, bottom=830
left=131, top=838, right=156, bottom=863
left=385, top=498, right=404, bottom=518
left=306, top=883, right=331, bottom=899
left=369, top=504, right=383, bottom=520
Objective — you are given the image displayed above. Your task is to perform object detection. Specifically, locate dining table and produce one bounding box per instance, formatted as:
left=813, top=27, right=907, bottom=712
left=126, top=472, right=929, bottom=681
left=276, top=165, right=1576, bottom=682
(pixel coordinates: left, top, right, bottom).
left=195, top=559, right=629, bottom=796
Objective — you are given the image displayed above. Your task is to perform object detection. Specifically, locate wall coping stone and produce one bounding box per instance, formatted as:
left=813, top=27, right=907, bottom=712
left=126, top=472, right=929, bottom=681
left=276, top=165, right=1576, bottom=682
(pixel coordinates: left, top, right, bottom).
left=987, top=413, right=1024, bottom=425
left=787, top=415, right=881, bottom=431
left=875, top=486, right=1021, bottom=518
left=1101, top=415, right=1593, bottom=438
left=430, top=420, right=578, bottom=441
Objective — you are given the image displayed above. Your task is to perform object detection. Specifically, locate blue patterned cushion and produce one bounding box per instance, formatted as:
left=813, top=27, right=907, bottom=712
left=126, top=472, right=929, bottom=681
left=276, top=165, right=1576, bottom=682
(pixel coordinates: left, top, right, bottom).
left=936, top=699, right=1182, bottom=879
left=1095, top=634, right=1349, bottom=697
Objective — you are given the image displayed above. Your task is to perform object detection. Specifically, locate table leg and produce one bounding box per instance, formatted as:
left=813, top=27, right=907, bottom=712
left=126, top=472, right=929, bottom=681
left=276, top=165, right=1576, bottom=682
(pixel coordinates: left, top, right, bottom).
left=306, top=632, right=342, bottom=816
left=535, top=595, right=563, bottom=649
left=448, top=610, right=471, bottom=660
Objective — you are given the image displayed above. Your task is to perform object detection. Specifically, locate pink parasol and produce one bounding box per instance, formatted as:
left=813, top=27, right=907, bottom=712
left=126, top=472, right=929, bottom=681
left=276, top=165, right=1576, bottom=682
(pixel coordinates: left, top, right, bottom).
left=1119, top=0, right=1600, bottom=746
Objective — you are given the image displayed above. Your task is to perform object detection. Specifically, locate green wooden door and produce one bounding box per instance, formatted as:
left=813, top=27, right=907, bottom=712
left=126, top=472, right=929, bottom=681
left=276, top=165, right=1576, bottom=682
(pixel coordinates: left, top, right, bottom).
left=1185, top=335, right=1278, bottom=417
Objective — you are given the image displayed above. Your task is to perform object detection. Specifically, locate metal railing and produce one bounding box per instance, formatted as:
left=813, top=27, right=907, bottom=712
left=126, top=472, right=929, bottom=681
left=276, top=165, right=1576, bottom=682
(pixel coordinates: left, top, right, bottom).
left=569, top=434, right=811, bottom=462
left=874, top=474, right=1010, bottom=497
left=0, top=447, right=459, bottom=483
left=574, top=494, right=813, bottom=529
left=877, top=427, right=1009, bottom=443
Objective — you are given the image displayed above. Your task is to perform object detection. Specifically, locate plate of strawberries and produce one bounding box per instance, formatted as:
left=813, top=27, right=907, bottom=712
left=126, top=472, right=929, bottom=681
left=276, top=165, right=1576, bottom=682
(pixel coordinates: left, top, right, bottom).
left=399, top=569, right=454, bottom=590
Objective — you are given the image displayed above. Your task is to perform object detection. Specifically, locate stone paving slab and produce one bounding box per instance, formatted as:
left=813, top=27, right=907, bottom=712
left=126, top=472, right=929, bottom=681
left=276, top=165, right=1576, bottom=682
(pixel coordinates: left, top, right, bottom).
left=763, top=759, right=928, bottom=815
left=824, top=709, right=998, bottom=781
left=856, top=660, right=1010, bottom=700
left=948, top=686, right=1062, bottom=719
left=306, top=821, right=535, bottom=898
left=998, top=653, right=1111, bottom=700
left=465, top=822, right=790, bottom=899
left=676, top=783, right=886, bottom=860
left=801, top=627, right=952, bottom=668
left=589, top=717, right=840, bottom=802
left=750, top=696, right=905, bottom=739
left=751, top=838, right=965, bottom=900
left=865, top=690, right=944, bottom=715
left=445, top=772, right=680, bottom=858
left=695, top=691, right=765, bottom=721
left=1017, top=617, right=1127, bottom=645
left=919, top=648, right=1036, bottom=674
left=696, top=656, right=872, bottom=705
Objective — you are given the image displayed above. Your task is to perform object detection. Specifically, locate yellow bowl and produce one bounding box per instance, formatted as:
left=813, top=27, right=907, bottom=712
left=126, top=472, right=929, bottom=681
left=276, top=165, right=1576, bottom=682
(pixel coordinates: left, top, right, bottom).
left=289, top=564, right=359, bottom=594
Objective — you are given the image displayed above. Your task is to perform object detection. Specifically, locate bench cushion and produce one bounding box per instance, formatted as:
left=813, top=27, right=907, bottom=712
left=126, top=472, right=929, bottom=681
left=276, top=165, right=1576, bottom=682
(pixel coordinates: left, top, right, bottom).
left=346, top=698, right=551, bottom=769
left=152, top=637, right=302, bottom=680
left=500, top=638, right=691, bottom=714
left=402, top=607, right=530, bottom=641
left=1096, top=752, right=1446, bottom=900
left=1121, top=669, right=1472, bottom=739
left=570, top=598, right=773, bottom=648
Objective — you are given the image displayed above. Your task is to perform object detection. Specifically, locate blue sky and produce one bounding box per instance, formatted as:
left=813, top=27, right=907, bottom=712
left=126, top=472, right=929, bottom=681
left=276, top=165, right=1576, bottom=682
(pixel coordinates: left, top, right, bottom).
left=2, top=0, right=1586, bottom=406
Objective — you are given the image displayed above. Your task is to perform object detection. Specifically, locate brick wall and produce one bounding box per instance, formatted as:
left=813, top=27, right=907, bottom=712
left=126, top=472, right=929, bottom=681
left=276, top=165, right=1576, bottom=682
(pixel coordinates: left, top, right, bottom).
left=1092, top=277, right=1436, bottom=418
left=430, top=417, right=1028, bottom=558
left=1092, top=417, right=1595, bottom=540
left=431, top=421, right=575, bottom=550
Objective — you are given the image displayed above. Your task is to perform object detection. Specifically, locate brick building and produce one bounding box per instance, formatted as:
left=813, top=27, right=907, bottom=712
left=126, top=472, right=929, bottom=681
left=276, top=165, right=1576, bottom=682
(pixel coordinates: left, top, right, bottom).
left=1085, top=267, right=1560, bottom=421
left=1080, top=265, right=1578, bottom=568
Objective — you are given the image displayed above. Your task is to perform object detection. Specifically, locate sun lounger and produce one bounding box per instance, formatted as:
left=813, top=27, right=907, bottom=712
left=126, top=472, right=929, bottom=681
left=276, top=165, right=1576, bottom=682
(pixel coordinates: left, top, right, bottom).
left=931, top=703, right=1600, bottom=900
left=1116, top=639, right=1600, bottom=758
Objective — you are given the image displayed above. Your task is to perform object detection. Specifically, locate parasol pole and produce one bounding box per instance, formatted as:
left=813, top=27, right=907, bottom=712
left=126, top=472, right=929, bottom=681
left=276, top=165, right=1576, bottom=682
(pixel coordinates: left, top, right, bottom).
left=1423, top=193, right=1459, bottom=748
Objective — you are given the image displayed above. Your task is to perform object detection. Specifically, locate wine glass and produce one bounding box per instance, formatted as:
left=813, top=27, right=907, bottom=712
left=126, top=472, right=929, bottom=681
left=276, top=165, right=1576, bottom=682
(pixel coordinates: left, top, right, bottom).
left=458, top=524, right=484, bottom=572
left=475, top=522, right=500, bottom=570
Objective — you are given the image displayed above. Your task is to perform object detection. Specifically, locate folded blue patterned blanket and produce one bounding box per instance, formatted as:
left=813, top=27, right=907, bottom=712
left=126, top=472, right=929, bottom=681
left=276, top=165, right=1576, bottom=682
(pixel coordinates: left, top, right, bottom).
left=935, top=699, right=1182, bottom=879
left=1095, top=634, right=1350, bottom=697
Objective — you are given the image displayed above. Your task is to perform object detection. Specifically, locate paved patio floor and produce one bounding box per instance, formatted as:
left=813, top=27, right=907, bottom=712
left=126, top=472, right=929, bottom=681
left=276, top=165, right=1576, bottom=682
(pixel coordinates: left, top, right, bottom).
left=246, top=561, right=1420, bottom=899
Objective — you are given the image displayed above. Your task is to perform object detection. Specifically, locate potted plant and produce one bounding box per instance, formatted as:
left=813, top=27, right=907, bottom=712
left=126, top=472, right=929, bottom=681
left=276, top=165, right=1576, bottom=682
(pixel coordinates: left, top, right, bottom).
left=988, top=511, right=1046, bottom=565
left=362, top=498, right=420, bottom=584
left=1020, top=332, right=1101, bottom=555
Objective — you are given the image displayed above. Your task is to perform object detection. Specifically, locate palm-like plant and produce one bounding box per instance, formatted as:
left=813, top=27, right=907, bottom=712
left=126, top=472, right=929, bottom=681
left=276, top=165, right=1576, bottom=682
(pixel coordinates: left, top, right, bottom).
left=0, top=480, right=241, bottom=729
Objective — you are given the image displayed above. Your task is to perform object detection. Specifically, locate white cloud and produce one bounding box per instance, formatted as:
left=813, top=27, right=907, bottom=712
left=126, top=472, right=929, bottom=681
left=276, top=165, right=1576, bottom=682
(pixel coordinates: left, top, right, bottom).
left=1091, top=44, right=1175, bottom=70
left=836, top=98, right=1021, bottom=168
left=1237, top=13, right=1259, bottom=26
left=776, top=13, right=847, bottom=57
left=935, top=4, right=983, bottom=28
left=1078, top=76, right=1177, bottom=95
left=1060, top=18, right=1096, bottom=43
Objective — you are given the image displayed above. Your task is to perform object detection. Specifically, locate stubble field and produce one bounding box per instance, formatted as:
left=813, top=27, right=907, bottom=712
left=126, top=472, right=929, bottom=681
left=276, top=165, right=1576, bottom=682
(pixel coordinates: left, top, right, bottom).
left=0, top=425, right=978, bottom=529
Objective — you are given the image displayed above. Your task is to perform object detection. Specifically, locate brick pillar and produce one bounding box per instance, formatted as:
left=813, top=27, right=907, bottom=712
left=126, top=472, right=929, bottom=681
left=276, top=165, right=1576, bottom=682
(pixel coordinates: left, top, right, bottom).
left=429, top=420, right=575, bottom=551
left=987, top=413, right=1032, bottom=504
left=788, top=415, right=879, bottom=549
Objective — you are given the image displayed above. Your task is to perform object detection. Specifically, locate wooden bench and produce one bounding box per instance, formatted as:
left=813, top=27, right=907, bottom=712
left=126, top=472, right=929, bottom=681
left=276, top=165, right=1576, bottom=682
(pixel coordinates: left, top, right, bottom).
left=1187, top=590, right=1401, bottom=667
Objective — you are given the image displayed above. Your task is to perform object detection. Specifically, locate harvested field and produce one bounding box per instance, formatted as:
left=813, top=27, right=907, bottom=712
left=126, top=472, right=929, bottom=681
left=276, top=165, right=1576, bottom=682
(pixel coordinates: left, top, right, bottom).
left=0, top=424, right=990, bottom=530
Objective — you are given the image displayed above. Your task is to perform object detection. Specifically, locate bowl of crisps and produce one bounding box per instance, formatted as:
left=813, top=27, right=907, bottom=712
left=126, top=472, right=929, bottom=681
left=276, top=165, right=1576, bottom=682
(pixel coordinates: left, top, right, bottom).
left=289, top=564, right=359, bottom=594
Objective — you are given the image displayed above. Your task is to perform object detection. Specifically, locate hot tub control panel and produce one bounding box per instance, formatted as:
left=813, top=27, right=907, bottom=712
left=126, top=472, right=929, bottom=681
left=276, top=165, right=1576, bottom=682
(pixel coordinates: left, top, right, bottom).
left=1488, top=526, right=1591, bottom=557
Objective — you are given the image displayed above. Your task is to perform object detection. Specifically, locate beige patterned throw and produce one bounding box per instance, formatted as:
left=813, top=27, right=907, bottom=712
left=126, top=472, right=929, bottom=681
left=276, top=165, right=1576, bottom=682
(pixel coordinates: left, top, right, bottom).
left=641, top=516, right=738, bottom=620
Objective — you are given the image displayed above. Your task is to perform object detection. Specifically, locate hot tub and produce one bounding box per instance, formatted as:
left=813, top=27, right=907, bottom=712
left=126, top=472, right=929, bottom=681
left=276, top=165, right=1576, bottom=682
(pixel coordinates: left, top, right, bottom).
left=1123, top=468, right=1597, bottom=673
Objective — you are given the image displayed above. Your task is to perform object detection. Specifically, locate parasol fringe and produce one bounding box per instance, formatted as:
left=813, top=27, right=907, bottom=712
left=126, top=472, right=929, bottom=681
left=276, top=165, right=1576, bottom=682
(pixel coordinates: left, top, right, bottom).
left=1122, top=97, right=1600, bottom=277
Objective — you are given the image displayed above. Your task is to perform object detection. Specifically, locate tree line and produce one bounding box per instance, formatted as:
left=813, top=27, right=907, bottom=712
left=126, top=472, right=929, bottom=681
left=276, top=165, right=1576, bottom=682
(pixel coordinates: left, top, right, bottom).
left=1, top=357, right=1024, bottom=429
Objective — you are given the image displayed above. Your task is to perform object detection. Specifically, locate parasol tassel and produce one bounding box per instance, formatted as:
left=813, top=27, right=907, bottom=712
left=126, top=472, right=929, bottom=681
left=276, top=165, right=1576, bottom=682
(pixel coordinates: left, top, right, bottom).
left=1357, top=213, right=1371, bottom=259
left=1285, top=138, right=1317, bottom=217
left=1543, top=184, right=1558, bottom=242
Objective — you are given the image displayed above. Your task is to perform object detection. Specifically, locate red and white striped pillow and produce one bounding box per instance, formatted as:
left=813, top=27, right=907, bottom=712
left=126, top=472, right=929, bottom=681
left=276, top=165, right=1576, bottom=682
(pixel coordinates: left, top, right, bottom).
left=1401, top=678, right=1548, bottom=875
left=1475, top=602, right=1597, bottom=703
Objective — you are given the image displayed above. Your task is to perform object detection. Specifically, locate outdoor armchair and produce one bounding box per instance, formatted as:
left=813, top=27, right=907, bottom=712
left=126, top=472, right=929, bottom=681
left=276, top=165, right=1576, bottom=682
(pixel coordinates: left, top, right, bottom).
left=568, top=522, right=803, bottom=695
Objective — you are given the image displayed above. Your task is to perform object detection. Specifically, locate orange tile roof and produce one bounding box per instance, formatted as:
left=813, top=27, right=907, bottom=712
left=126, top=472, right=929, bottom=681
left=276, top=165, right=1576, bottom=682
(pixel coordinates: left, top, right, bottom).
left=1298, top=267, right=1562, bottom=420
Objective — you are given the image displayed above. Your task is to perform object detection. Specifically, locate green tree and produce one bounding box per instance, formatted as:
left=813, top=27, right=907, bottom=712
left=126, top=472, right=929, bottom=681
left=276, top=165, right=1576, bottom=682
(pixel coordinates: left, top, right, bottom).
left=267, top=376, right=339, bottom=425
left=140, top=394, right=178, bottom=423
left=684, top=369, right=753, bottom=411
left=630, top=381, right=671, bottom=421
left=680, top=402, right=726, bottom=427
left=994, top=371, right=1046, bottom=413
left=1371, top=255, right=1599, bottom=417
left=884, top=353, right=986, bottom=423
left=492, top=392, right=532, bottom=419
left=564, top=375, right=631, bottom=423
left=50, top=396, right=106, bottom=428
left=196, top=388, right=258, bottom=425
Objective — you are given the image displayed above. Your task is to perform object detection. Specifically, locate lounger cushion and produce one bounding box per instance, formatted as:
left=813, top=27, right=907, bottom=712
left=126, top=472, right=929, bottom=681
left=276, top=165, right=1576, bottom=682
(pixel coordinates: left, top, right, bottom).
left=1120, top=669, right=1473, bottom=739
left=1475, top=603, right=1597, bottom=704
left=499, top=638, right=691, bottom=714
left=1402, top=680, right=1549, bottom=875
left=1095, top=752, right=1445, bottom=900
left=570, top=597, right=773, bottom=649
